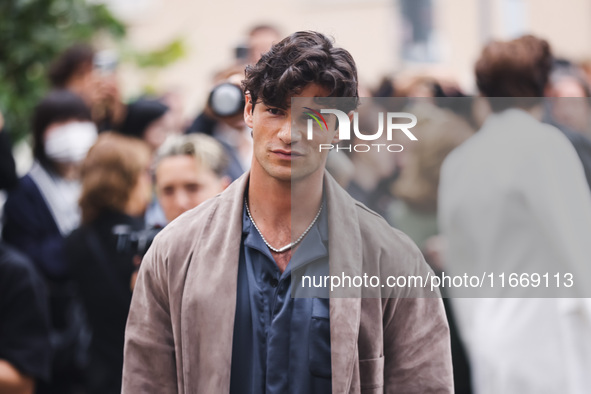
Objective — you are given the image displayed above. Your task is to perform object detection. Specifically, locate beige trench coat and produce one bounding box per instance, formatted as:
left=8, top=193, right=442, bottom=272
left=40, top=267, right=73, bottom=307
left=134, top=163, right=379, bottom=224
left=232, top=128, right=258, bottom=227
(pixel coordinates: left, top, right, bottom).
left=122, top=172, right=453, bottom=393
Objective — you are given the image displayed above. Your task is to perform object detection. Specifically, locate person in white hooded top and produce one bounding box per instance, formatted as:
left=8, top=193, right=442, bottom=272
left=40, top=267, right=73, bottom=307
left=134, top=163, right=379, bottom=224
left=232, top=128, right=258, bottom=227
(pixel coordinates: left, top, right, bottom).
left=439, top=35, right=591, bottom=394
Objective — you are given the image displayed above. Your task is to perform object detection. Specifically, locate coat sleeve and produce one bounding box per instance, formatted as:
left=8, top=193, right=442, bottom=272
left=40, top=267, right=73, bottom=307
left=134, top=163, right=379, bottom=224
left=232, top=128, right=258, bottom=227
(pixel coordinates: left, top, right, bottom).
left=383, top=296, right=454, bottom=393
left=122, top=241, right=178, bottom=393
left=381, top=238, right=454, bottom=393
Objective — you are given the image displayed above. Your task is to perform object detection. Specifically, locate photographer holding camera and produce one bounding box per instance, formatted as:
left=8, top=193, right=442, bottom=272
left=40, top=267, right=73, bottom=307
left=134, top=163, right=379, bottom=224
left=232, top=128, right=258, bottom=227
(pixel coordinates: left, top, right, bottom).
left=64, top=132, right=152, bottom=394
left=187, top=65, right=252, bottom=181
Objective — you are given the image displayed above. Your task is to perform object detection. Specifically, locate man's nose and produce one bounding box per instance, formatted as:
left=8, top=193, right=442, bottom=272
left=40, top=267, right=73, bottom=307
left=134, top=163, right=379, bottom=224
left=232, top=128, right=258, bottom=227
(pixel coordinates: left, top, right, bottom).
left=278, top=113, right=302, bottom=145
left=277, top=115, right=293, bottom=145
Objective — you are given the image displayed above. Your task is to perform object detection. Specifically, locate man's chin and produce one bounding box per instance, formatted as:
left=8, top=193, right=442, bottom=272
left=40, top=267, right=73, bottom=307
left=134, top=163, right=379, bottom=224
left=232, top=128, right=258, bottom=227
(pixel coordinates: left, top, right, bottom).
left=268, top=169, right=310, bottom=184
left=288, top=166, right=324, bottom=184
left=264, top=166, right=292, bottom=183
left=259, top=162, right=321, bottom=184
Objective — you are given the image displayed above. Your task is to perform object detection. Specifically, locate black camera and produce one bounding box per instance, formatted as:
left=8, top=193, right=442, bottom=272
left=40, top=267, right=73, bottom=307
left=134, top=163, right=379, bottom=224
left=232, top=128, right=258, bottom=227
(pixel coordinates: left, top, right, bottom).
left=112, top=225, right=162, bottom=257
left=208, top=82, right=245, bottom=118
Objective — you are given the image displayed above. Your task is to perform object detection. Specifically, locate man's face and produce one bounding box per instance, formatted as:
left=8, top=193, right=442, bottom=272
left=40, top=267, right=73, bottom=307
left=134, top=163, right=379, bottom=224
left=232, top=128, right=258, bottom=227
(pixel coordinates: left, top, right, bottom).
left=244, top=83, right=338, bottom=183
left=155, top=155, right=228, bottom=222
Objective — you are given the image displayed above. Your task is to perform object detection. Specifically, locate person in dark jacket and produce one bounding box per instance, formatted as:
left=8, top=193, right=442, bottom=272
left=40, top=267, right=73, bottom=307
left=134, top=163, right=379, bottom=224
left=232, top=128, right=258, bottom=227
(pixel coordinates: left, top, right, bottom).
left=3, top=91, right=97, bottom=394
left=65, top=132, right=152, bottom=394
left=0, top=243, right=52, bottom=394
left=0, top=113, right=52, bottom=394
left=3, top=90, right=97, bottom=279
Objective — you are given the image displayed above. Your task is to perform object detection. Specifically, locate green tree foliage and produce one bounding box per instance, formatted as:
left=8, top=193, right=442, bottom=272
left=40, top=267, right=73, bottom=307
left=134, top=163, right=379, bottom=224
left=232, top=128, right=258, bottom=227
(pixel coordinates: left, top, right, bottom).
left=121, top=38, right=187, bottom=95
left=0, top=0, right=125, bottom=142
left=129, top=38, right=186, bottom=69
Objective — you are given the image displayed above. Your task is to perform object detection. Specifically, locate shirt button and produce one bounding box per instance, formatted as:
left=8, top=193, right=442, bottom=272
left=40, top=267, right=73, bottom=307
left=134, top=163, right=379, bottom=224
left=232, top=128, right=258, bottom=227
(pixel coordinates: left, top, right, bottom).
left=270, top=278, right=279, bottom=288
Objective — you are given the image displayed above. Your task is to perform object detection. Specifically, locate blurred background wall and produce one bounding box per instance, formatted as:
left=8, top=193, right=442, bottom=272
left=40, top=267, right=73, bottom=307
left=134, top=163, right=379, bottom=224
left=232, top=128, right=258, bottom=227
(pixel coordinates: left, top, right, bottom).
left=101, top=0, right=591, bottom=115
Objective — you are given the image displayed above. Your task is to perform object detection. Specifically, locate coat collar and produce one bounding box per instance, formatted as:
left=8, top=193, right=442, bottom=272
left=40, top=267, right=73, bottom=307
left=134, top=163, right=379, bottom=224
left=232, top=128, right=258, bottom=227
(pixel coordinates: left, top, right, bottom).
left=180, top=170, right=362, bottom=393
left=324, top=171, right=363, bottom=393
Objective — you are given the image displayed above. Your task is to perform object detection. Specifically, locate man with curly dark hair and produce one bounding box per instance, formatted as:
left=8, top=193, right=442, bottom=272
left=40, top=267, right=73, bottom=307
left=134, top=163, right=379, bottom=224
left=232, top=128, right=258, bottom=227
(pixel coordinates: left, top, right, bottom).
left=123, top=31, right=453, bottom=393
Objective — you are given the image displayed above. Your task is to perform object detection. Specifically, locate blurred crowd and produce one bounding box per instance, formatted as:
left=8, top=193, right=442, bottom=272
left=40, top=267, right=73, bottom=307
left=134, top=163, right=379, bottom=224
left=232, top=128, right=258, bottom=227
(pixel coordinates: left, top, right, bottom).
left=1, top=23, right=591, bottom=394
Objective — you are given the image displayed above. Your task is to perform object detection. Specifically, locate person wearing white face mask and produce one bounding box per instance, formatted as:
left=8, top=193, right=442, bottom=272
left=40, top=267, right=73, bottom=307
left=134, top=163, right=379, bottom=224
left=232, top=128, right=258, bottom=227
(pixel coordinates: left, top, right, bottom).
left=2, top=90, right=97, bottom=393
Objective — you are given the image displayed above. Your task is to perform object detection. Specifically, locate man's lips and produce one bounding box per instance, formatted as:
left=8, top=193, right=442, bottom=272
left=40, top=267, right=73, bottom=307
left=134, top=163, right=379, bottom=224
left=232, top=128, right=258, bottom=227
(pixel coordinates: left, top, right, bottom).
left=271, top=149, right=304, bottom=159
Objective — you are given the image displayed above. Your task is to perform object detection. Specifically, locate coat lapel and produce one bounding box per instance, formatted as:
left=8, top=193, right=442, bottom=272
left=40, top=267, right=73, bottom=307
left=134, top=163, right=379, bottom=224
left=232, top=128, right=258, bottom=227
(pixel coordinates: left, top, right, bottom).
left=324, top=172, right=363, bottom=393
left=180, top=173, right=249, bottom=393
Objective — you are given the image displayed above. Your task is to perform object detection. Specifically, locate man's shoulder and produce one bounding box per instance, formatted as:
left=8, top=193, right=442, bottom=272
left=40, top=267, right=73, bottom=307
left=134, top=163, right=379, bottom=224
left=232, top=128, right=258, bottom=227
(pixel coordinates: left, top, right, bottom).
left=353, top=200, right=424, bottom=259
left=149, top=173, right=248, bottom=260
left=139, top=176, right=248, bottom=290
left=349, top=199, right=435, bottom=298
left=153, top=194, right=223, bottom=249
left=141, top=194, right=227, bottom=282
left=325, top=173, right=423, bottom=259
left=353, top=199, right=412, bottom=239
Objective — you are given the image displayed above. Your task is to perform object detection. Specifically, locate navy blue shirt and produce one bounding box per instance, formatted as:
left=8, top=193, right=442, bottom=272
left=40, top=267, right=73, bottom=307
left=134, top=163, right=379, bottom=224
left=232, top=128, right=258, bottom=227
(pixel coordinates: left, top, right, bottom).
left=229, top=201, right=331, bottom=394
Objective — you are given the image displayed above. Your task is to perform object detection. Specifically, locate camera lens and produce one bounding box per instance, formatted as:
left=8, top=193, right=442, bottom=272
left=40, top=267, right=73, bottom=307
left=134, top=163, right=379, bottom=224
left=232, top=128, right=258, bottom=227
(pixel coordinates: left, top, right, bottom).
left=208, top=83, right=245, bottom=117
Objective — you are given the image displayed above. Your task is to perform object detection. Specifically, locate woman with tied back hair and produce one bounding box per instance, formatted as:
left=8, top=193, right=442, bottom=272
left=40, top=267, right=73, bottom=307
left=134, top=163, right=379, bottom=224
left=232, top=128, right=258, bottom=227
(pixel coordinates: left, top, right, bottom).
left=439, top=35, right=591, bottom=393
left=64, top=133, right=152, bottom=394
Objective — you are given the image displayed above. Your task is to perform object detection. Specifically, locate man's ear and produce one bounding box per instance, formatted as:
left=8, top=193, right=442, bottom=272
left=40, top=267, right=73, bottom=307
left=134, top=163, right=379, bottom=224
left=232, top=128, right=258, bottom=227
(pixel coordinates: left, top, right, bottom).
left=244, top=94, right=254, bottom=129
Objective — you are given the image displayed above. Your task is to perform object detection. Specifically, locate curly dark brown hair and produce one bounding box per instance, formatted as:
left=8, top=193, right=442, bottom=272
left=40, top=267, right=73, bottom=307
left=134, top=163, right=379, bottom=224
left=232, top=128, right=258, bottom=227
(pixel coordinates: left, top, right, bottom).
left=242, top=31, right=359, bottom=111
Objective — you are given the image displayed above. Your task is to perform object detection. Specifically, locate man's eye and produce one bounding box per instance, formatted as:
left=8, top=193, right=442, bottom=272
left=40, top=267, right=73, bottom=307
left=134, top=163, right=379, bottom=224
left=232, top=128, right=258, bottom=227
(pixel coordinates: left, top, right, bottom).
left=267, top=107, right=283, bottom=116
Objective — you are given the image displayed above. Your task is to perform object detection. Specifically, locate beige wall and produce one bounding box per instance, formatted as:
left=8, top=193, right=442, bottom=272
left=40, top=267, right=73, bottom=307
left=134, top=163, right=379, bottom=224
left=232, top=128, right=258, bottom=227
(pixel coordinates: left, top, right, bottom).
left=113, top=0, right=396, bottom=117
left=108, top=0, right=591, bottom=117
left=435, top=0, right=591, bottom=91
left=527, top=0, right=591, bottom=60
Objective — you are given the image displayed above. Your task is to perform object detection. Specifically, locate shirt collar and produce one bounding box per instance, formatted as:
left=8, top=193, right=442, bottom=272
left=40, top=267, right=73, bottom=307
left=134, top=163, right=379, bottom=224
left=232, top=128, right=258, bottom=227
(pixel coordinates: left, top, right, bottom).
left=242, top=194, right=329, bottom=269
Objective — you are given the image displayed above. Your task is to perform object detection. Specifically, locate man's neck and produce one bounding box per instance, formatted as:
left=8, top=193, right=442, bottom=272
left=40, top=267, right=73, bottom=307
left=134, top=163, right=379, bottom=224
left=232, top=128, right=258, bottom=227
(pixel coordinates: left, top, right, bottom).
left=248, top=169, right=324, bottom=228
left=247, top=166, right=324, bottom=271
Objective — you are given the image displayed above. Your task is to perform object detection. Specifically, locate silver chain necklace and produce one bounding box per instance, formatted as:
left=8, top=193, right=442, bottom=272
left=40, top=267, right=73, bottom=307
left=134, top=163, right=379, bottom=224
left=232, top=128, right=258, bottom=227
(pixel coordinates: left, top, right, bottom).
left=244, top=197, right=324, bottom=254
